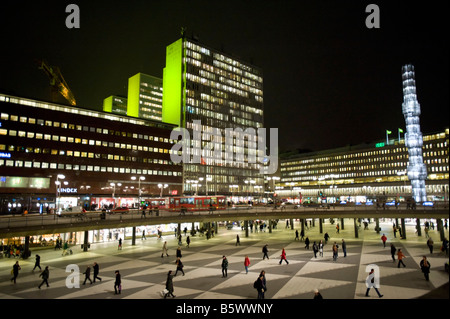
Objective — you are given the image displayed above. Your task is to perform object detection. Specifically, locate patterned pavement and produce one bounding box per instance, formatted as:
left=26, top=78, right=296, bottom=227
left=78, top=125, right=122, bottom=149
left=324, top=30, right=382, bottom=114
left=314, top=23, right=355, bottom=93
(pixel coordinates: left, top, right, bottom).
left=0, top=219, right=448, bottom=301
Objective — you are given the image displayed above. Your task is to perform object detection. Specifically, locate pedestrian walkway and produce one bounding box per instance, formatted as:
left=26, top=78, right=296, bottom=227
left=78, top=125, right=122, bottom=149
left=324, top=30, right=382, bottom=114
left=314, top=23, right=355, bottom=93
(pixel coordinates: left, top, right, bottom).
left=0, top=219, right=448, bottom=299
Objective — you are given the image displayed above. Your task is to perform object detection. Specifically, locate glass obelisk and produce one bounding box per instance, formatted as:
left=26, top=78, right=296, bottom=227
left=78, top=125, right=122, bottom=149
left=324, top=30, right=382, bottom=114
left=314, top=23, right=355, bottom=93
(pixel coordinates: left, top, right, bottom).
left=401, top=64, right=427, bottom=202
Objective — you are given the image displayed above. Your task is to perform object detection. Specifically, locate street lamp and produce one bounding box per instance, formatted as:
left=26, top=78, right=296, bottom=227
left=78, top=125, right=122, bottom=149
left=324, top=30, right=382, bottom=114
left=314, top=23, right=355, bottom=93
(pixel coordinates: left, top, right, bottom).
left=131, top=176, right=145, bottom=205
left=55, top=174, right=65, bottom=214
left=158, top=183, right=168, bottom=197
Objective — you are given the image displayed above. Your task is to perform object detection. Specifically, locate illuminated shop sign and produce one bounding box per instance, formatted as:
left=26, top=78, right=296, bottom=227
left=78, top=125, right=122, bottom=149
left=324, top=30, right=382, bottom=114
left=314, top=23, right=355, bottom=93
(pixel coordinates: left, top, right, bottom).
left=0, top=152, right=11, bottom=158
left=59, top=188, right=78, bottom=193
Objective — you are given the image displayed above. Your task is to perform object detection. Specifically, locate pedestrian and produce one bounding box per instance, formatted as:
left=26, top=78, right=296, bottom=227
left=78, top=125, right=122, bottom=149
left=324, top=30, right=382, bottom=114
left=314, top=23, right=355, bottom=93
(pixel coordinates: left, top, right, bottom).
left=118, top=238, right=122, bottom=250
left=33, top=254, right=41, bottom=271
left=164, top=270, right=175, bottom=298
left=10, top=261, right=21, bottom=284
left=93, top=262, right=102, bottom=283
left=236, top=234, right=241, bottom=246
left=83, top=265, right=93, bottom=285
left=397, top=249, right=406, bottom=268
left=365, top=268, right=383, bottom=298
left=332, top=242, right=339, bottom=261
left=381, top=234, right=387, bottom=248
left=142, top=229, right=146, bottom=240
left=114, top=270, right=121, bottom=295
left=254, top=272, right=266, bottom=299
left=279, top=248, right=289, bottom=265
left=62, top=241, right=69, bottom=256
left=161, top=241, right=169, bottom=258
left=300, top=229, right=305, bottom=241
left=443, top=238, right=449, bottom=256
left=319, top=240, right=324, bottom=257
left=38, top=266, right=50, bottom=289
left=304, top=237, right=310, bottom=250
left=393, top=226, right=397, bottom=238
left=324, top=232, right=330, bottom=244
left=313, top=288, right=323, bottom=299
left=336, top=223, right=340, bottom=234
left=186, top=235, right=190, bottom=248
left=262, top=244, right=269, bottom=260
left=427, top=238, right=434, bottom=254
left=244, top=255, right=250, bottom=274
left=174, top=257, right=185, bottom=276
left=312, top=241, right=318, bottom=258
left=390, top=243, right=397, bottom=262
left=420, top=256, right=431, bottom=281
left=341, top=239, right=347, bottom=257
left=178, top=234, right=182, bottom=246
left=295, top=230, right=299, bottom=241
left=221, top=256, right=228, bottom=277
left=176, top=246, right=182, bottom=259
left=424, top=227, right=429, bottom=238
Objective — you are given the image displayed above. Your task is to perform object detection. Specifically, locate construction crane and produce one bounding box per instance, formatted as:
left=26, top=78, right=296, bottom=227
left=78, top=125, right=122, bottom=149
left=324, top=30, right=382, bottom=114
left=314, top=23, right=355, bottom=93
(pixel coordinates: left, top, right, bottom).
left=37, top=59, right=76, bottom=106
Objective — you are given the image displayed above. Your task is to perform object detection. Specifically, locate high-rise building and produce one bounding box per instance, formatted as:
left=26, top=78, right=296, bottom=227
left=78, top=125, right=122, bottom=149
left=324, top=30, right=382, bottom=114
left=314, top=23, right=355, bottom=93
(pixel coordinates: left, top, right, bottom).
left=402, top=64, right=427, bottom=202
left=128, top=73, right=163, bottom=121
left=103, top=95, right=127, bottom=116
left=162, top=37, right=265, bottom=197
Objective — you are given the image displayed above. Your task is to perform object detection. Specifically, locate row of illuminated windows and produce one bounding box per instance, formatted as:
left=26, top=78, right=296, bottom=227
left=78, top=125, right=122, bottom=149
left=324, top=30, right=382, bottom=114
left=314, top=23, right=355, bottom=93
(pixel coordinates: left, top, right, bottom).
left=186, top=73, right=250, bottom=98
left=212, top=52, right=262, bottom=78
left=0, top=159, right=182, bottom=176
left=139, top=93, right=162, bottom=104
left=186, top=56, right=263, bottom=90
left=0, top=113, right=175, bottom=144
left=0, top=144, right=181, bottom=166
left=2, top=129, right=176, bottom=154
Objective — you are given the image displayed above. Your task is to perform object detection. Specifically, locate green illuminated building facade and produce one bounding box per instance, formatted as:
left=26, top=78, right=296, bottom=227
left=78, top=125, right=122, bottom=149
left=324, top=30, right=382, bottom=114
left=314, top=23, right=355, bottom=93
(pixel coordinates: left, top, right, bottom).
left=162, top=37, right=265, bottom=197
left=128, top=73, right=163, bottom=121
left=103, top=95, right=127, bottom=116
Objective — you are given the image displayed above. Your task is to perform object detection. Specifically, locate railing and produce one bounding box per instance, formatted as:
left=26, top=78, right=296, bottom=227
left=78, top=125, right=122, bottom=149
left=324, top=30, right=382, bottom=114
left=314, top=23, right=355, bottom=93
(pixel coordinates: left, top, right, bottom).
left=1, top=201, right=448, bottom=232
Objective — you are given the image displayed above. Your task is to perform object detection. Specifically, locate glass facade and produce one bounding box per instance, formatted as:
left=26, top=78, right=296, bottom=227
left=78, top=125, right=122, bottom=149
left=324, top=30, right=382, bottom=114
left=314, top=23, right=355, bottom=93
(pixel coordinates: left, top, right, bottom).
left=162, top=38, right=265, bottom=196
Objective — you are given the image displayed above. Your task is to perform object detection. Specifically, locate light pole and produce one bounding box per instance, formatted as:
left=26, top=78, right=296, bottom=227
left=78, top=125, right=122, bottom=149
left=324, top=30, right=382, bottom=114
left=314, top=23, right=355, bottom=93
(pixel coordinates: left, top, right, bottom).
left=131, top=176, right=145, bottom=206
left=158, top=183, right=168, bottom=197
left=55, top=174, right=65, bottom=214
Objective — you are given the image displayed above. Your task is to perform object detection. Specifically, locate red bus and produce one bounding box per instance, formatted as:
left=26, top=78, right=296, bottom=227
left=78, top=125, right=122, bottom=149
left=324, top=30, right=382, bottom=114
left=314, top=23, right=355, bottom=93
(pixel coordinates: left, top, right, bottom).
left=142, top=196, right=227, bottom=212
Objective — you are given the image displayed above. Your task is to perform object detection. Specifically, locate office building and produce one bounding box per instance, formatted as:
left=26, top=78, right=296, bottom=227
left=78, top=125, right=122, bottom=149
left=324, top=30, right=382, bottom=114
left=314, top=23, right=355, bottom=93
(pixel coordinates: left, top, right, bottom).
left=162, top=37, right=265, bottom=197
left=278, top=129, right=449, bottom=203
left=103, top=95, right=127, bottom=116
left=128, top=73, right=163, bottom=121
left=0, top=93, right=182, bottom=214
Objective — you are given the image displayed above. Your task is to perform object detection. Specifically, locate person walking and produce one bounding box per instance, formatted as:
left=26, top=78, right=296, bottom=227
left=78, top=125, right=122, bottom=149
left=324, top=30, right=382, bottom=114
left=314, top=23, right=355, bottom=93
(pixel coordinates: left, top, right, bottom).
left=341, top=239, right=347, bottom=257
left=324, top=232, right=330, bottom=244
left=381, top=234, right=387, bottom=248
left=221, top=256, right=228, bottom=277
left=93, top=262, right=102, bottom=283
left=174, top=257, right=185, bottom=276
left=295, top=230, right=299, bottom=241
left=332, top=242, right=339, bottom=261
left=420, top=256, right=431, bottom=281
left=10, top=261, right=21, bottom=284
left=38, top=266, right=50, bottom=289
left=365, top=268, right=383, bottom=298
left=33, top=254, right=41, bottom=271
left=336, top=223, right=340, bottom=234
left=118, top=238, right=122, bottom=250
left=300, top=229, right=305, bottom=241
left=390, top=243, right=397, bottom=262
left=427, top=238, right=434, bottom=254
left=397, top=249, right=406, bottom=268
left=254, top=273, right=266, bottom=299
left=236, top=234, right=241, bottom=246
left=114, top=270, right=121, bottom=295
left=304, top=237, right=310, bottom=250
left=244, top=255, right=251, bottom=274
left=312, top=241, right=318, bottom=258
left=186, top=235, right=191, bottom=248
left=262, top=244, right=269, bottom=260
left=164, top=270, right=175, bottom=298
left=279, top=248, right=289, bottom=265
left=161, top=241, right=169, bottom=258
left=313, top=288, right=323, bottom=299
left=83, top=265, right=93, bottom=285
left=319, top=240, right=324, bottom=257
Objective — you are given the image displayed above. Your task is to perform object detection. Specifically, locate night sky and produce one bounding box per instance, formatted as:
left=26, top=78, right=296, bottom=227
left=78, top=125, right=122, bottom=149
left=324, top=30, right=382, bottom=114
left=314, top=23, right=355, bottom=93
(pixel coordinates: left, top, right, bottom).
left=1, top=0, right=448, bottom=152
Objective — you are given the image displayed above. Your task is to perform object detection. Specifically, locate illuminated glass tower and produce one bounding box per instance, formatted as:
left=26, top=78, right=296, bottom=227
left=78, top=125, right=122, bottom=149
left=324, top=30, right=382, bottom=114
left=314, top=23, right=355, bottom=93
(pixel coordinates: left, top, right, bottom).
left=402, top=64, right=427, bottom=202
left=128, top=73, right=163, bottom=121
left=162, top=36, right=265, bottom=196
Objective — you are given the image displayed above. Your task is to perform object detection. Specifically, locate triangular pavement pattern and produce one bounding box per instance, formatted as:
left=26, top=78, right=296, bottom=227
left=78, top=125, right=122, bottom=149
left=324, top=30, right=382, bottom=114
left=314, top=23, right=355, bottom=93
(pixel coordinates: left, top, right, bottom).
left=273, top=276, right=353, bottom=299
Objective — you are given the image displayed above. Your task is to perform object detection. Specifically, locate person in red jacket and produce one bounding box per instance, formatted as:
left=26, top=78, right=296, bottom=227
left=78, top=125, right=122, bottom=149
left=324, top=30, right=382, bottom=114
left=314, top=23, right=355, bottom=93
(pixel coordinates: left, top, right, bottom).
left=244, top=256, right=250, bottom=274
left=279, top=248, right=289, bottom=265
left=397, top=249, right=406, bottom=268
left=381, top=234, right=387, bottom=248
